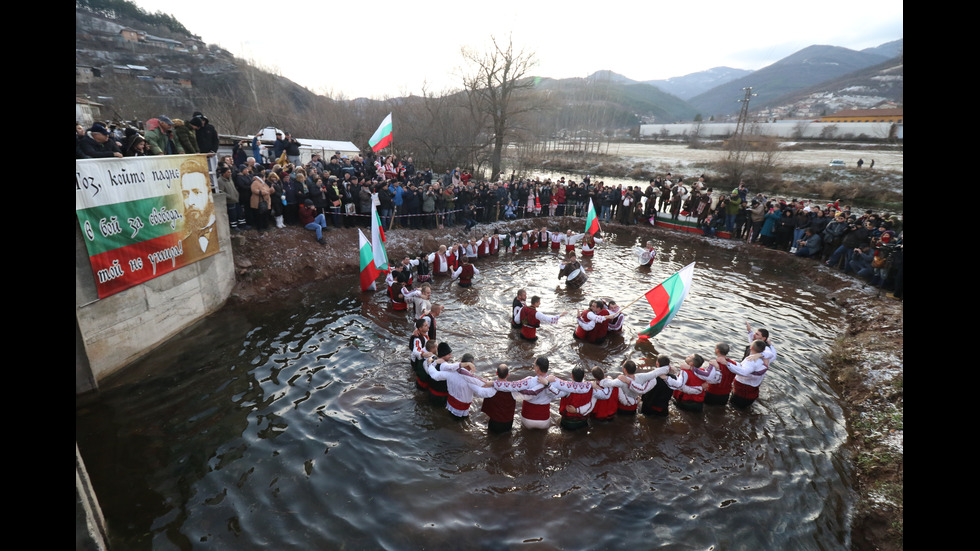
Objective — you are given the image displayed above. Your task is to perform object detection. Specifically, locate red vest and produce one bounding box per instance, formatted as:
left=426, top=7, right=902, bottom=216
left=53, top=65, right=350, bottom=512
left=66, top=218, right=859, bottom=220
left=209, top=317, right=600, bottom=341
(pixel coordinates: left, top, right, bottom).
left=432, top=254, right=448, bottom=275
left=705, top=358, right=737, bottom=397
left=390, top=283, right=408, bottom=310
left=574, top=309, right=608, bottom=342
left=459, top=264, right=475, bottom=285
left=481, top=389, right=516, bottom=422
left=581, top=237, right=596, bottom=256
left=520, top=306, right=540, bottom=339
left=592, top=387, right=618, bottom=419
left=674, top=368, right=705, bottom=403
left=560, top=387, right=593, bottom=419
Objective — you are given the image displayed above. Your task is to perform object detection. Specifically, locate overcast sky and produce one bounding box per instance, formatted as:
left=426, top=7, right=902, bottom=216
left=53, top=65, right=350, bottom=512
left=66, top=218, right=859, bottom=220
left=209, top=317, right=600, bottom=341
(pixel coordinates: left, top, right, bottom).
left=130, top=0, right=903, bottom=100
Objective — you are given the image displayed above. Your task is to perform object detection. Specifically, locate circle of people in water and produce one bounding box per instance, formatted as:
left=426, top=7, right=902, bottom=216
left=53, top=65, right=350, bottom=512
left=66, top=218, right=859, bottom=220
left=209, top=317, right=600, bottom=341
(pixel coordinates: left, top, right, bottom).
left=385, top=227, right=775, bottom=432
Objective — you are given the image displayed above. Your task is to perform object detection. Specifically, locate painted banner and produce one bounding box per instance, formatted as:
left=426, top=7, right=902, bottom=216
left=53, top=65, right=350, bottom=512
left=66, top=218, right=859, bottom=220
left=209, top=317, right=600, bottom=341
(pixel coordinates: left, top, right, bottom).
left=75, top=154, right=220, bottom=299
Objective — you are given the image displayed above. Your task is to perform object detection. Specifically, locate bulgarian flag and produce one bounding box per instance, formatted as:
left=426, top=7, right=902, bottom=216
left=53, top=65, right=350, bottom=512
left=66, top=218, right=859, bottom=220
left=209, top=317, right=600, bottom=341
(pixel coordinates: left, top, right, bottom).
left=358, top=229, right=380, bottom=291
left=638, top=262, right=695, bottom=339
left=370, top=201, right=389, bottom=272
left=585, top=198, right=601, bottom=236
left=369, top=112, right=393, bottom=153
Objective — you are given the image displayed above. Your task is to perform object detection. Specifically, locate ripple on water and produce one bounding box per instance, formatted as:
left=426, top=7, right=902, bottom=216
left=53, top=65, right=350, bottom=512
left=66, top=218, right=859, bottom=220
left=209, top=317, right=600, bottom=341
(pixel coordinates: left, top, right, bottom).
left=77, top=229, right=851, bottom=550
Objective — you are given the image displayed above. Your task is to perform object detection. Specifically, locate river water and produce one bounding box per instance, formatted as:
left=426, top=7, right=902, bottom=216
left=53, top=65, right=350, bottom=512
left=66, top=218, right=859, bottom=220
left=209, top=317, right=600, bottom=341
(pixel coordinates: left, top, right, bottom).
left=76, top=228, right=851, bottom=550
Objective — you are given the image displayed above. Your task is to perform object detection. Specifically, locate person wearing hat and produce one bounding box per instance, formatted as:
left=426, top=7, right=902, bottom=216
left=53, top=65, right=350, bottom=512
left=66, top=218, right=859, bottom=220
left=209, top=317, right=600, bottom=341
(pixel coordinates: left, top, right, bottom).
left=724, top=189, right=742, bottom=236
left=121, top=128, right=147, bottom=157
left=192, top=112, right=219, bottom=154
left=144, top=116, right=184, bottom=155
left=78, top=123, right=123, bottom=158
left=299, top=198, right=329, bottom=244
left=172, top=117, right=200, bottom=154
left=424, top=342, right=455, bottom=407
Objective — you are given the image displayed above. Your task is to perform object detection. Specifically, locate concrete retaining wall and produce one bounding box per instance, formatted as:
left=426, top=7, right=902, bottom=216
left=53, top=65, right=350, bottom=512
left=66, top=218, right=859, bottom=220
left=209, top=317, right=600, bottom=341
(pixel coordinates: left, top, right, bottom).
left=75, top=193, right=236, bottom=389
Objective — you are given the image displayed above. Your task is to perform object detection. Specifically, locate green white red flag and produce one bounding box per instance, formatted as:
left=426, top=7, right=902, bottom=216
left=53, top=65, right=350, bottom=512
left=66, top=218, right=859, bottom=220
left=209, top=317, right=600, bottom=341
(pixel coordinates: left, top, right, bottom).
left=638, top=262, right=695, bottom=339
left=369, top=113, right=393, bottom=153
left=585, top=198, right=601, bottom=236
left=358, top=229, right=380, bottom=291
left=370, top=201, right=389, bottom=273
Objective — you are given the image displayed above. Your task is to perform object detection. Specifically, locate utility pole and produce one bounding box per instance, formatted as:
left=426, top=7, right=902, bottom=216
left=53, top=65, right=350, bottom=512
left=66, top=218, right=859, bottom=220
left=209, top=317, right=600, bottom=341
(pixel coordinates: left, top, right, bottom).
left=728, top=87, right=756, bottom=160
left=726, top=87, right=757, bottom=184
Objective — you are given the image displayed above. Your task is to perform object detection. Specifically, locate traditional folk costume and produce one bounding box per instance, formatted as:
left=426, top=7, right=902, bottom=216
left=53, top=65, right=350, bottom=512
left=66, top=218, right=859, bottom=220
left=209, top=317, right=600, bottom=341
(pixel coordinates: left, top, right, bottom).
left=451, top=264, right=479, bottom=287
left=606, top=306, right=625, bottom=333
left=426, top=361, right=496, bottom=418
left=409, top=332, right=430, bottom=390
left=478, top=238, right=491, bottom=258
left=493, top=377, right=591, bottom=429
left=574, top=308, right=610, bottom=343
left=402, top=288, right=430, bottom=318
left=558, top=260, right=588, bottom=288
left=427, top=251, right=451, bottom=277
left=550, top=232, right=563, bottom=251
left=672, top=368, right=708, bottom=412
left=580, top=234, right=602, bottom=256
left=565, top=383, right=617, bottom=422
left=704, top=357, right=738, bottom=405
left=557, top=383, right=594, bottom=430
left=518, top=305, right=561, bottom=340
left=388, top=281, right=409, bottom=311
left=730, top=355, right=769, bottom=409
left=511, top=297, right=526, bottom=329
left=481, top=384, right=517, bottom=432
left=730, top=331, right=776, bottom=408
left=636, top=246, right=657, bottom=267
left=520, top=232, right=531, bottom=251
left=537, top=230, right=550, bottom=250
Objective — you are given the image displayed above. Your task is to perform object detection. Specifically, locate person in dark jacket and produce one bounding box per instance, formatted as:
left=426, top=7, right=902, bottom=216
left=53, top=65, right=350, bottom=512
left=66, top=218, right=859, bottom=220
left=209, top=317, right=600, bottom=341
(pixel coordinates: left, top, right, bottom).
left=192, top=112, right=219, bottom=154
left=78, top=123, right=122, bottom=158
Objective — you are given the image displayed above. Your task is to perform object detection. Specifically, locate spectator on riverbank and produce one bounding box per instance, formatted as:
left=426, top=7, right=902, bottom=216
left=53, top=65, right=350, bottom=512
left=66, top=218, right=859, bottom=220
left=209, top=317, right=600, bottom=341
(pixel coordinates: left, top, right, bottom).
left=144, top=116, right=183, bottom=155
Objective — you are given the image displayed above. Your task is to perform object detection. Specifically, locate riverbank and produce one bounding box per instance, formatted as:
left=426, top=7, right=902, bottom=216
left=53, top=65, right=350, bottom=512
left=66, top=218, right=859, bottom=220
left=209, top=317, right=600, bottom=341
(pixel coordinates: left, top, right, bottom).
left=226, top=217, right=902, bottom=550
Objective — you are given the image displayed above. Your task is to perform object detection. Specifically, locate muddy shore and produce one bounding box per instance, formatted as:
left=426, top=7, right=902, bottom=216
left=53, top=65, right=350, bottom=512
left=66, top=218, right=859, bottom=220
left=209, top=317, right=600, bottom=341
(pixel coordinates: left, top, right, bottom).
left=227, top=217, right=903, bottom=550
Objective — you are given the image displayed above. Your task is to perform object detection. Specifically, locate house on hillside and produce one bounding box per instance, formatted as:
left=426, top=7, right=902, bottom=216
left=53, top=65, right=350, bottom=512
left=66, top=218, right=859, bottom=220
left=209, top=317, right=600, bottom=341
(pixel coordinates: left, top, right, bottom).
left=144, top=34, right=183, bottom=50
left=76, top=97, right=104, bottom=127
left=820, top=108, right=903, bottom=124
left=119, top=27, right=145, bottom=43
left=76, top=66, right=101, bottom=84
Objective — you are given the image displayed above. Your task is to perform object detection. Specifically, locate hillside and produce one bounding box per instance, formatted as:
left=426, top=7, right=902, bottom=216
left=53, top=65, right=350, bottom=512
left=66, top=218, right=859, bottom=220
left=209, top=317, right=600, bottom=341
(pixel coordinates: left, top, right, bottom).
left=645, top=67, right=753, bottom=100
left=763, top=55, right=904, bottom=118
left=689, top=45, right=895, bottom=118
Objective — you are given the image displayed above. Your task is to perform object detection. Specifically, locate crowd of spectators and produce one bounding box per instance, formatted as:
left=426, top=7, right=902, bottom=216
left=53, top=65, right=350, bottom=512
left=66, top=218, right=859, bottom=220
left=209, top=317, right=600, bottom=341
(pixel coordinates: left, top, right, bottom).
left=76, top=118, right=902, bottom=300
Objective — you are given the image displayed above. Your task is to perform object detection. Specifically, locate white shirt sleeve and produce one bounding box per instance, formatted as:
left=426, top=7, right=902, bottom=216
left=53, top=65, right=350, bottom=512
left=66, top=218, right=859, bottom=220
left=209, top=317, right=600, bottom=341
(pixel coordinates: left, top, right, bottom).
left=536, top=311, right=561, bottom=325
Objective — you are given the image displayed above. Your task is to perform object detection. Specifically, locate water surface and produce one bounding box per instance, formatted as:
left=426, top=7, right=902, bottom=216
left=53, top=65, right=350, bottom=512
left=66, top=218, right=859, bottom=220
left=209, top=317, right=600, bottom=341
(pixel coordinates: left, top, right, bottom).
left=76, top=229, right=850, bottom=550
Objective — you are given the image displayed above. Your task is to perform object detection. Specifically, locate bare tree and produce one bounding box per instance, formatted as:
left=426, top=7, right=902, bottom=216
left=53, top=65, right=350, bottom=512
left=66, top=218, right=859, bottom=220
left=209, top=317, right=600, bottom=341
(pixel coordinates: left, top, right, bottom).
left=461, top=36, right=537, bottom=181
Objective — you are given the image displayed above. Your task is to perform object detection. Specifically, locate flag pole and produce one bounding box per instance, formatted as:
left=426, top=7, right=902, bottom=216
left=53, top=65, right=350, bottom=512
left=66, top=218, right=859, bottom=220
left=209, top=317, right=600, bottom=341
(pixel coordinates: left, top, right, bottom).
left=617, top=290, right=651, bottom=312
